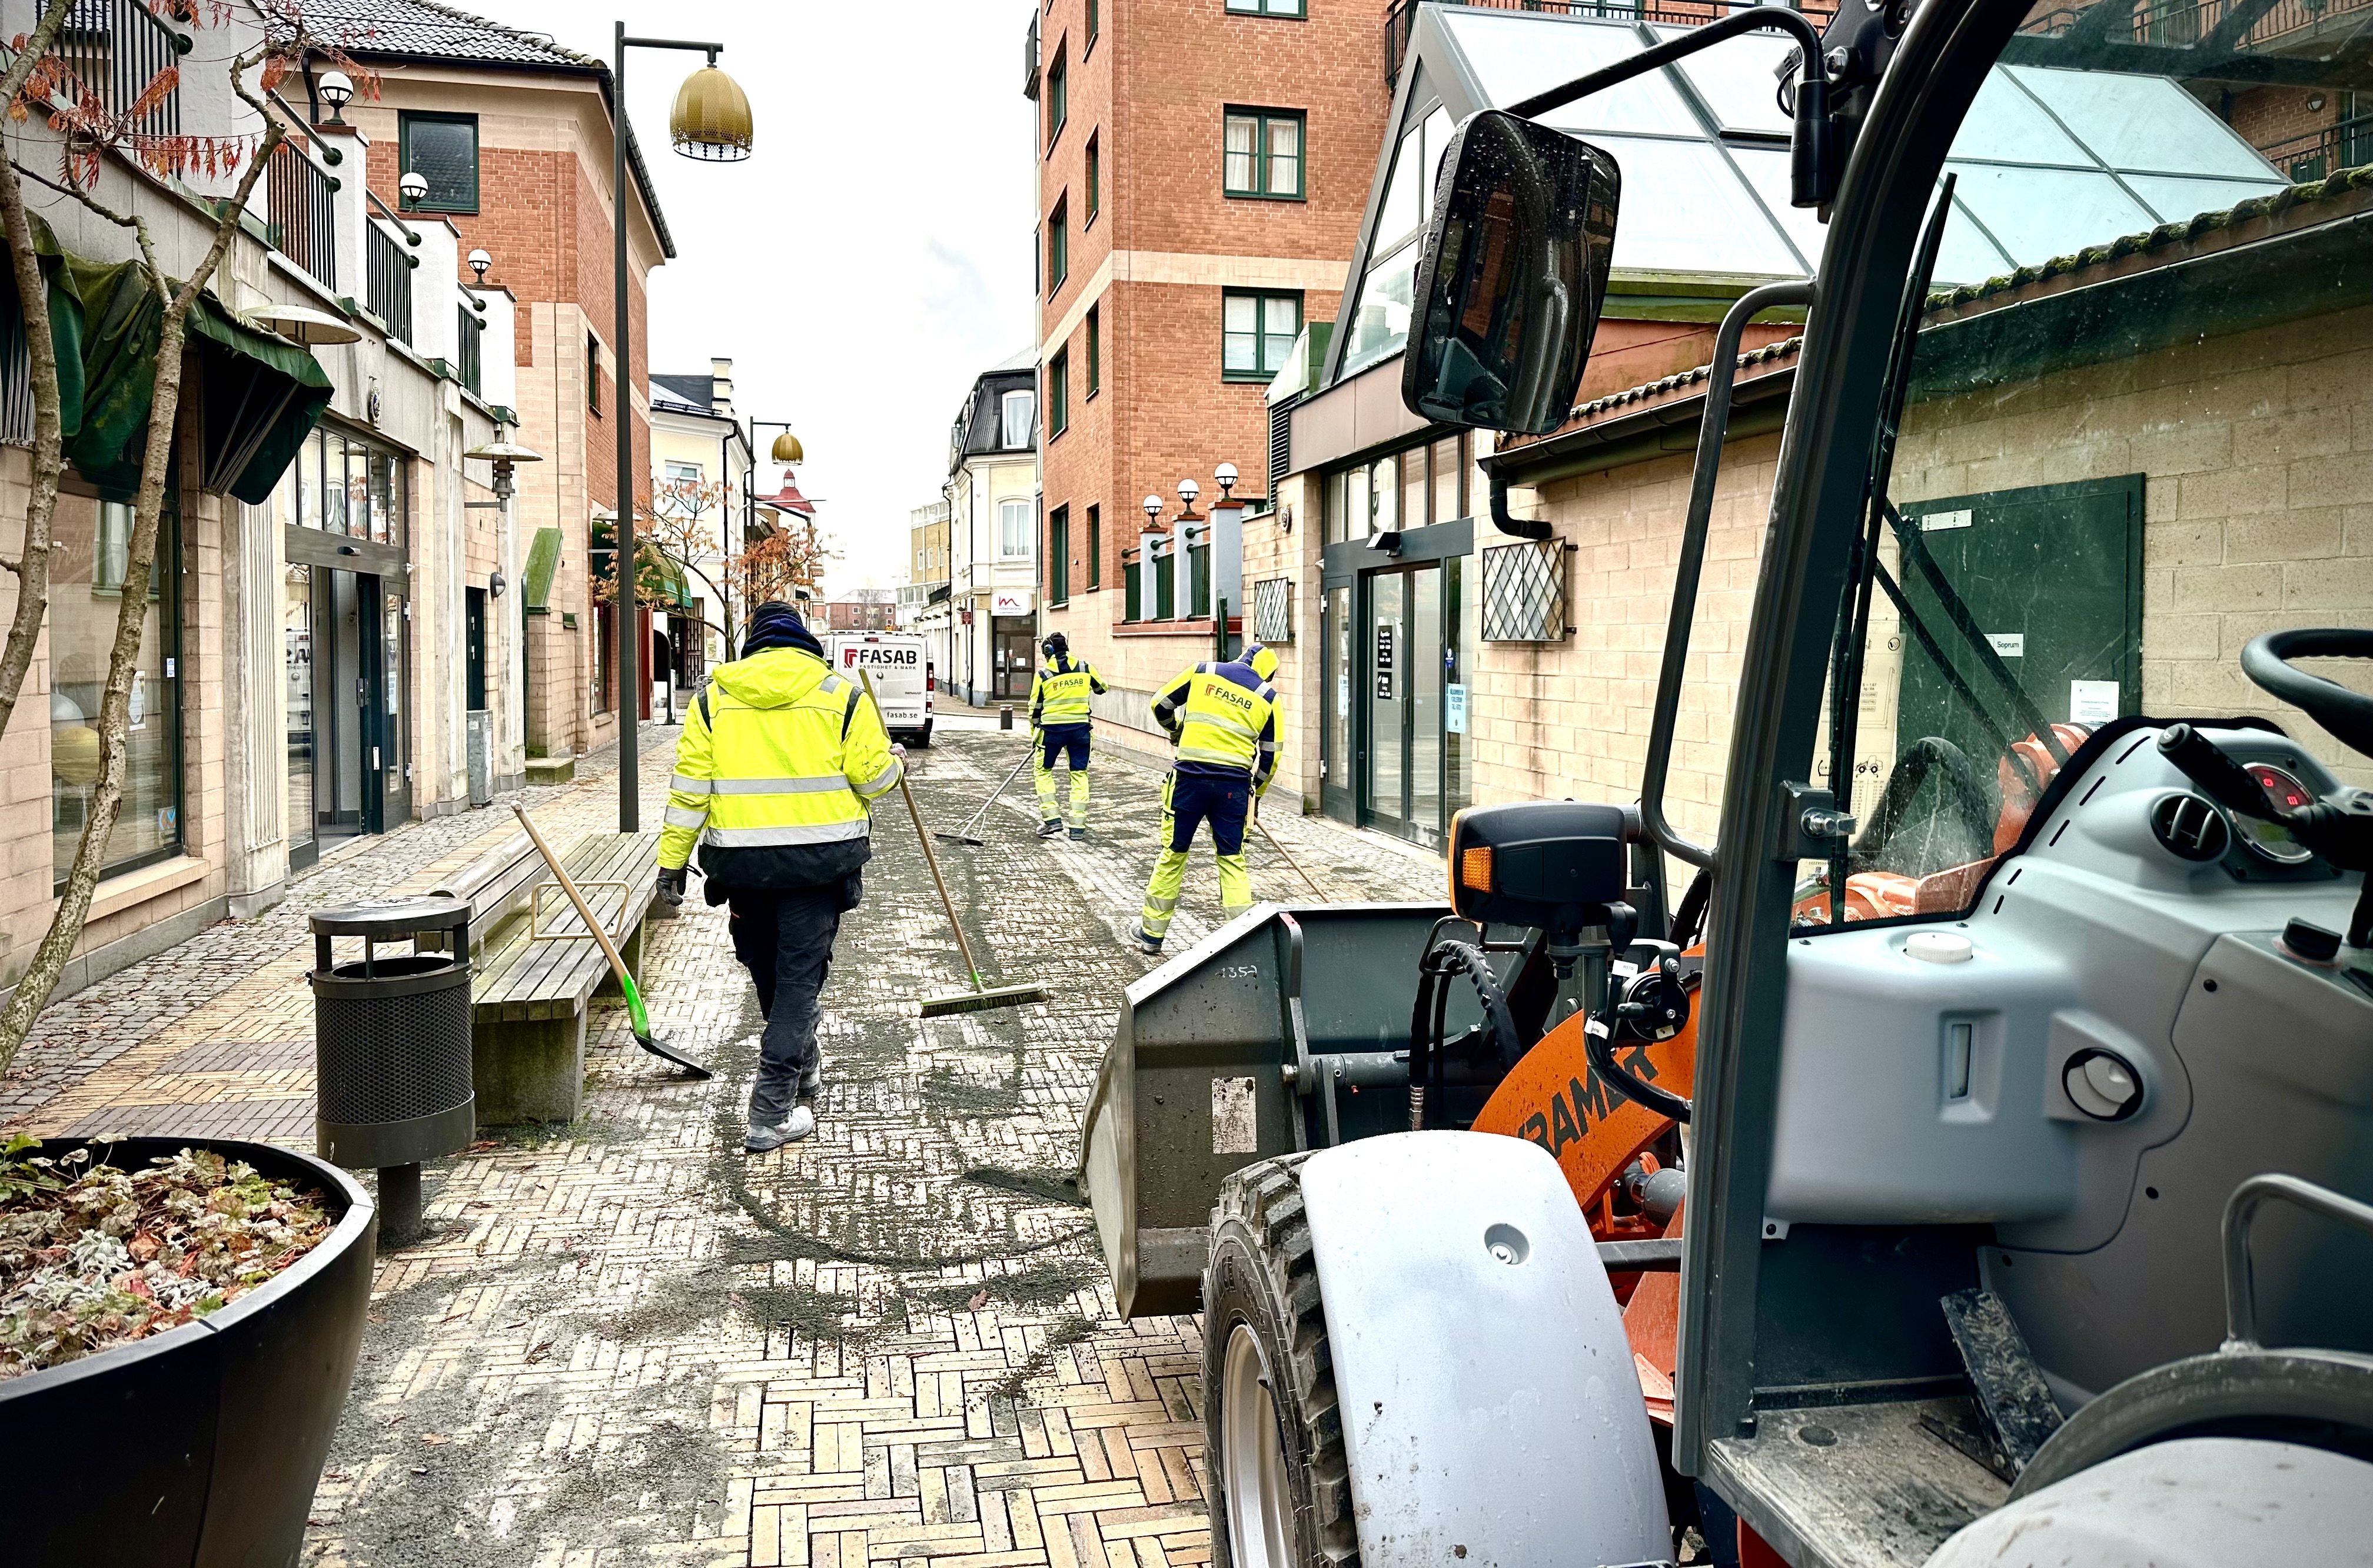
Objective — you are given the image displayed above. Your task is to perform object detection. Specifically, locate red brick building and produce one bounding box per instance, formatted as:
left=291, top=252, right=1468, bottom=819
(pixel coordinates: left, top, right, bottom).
left=1026, top=0, right=1394, bottom=752
left=324, top=0, right=673, bottom=772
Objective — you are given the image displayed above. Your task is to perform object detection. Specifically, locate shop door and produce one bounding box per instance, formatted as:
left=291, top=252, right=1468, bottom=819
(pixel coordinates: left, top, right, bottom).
left=464, top=587, right=488, bottom=710
left=310, top=571, right=407, bottom=838
left=1322, top=583, right=1353, bottom=823
left=993, top=622, right=1036, bottom=700
left=1360, top=563, right=1445, bottom=846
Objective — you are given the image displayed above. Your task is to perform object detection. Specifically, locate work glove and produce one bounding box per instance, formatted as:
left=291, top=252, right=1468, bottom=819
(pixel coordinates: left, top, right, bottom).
left=657, top=866, right=687, bottom=908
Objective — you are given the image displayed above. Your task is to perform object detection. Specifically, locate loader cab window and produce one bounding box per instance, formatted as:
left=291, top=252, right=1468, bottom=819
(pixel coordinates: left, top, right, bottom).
left=1803, top=8, right=2363, bottom=930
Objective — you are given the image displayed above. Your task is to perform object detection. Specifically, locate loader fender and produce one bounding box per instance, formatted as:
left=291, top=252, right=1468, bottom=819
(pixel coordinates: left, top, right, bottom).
left=1298, top=1131, right=1671, bottom=1567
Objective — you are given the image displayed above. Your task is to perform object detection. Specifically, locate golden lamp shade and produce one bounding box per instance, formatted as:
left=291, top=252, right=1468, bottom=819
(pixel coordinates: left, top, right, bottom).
left=671, top=67, right=753, bottom=162
left=770, top=430, right=805, bottom=464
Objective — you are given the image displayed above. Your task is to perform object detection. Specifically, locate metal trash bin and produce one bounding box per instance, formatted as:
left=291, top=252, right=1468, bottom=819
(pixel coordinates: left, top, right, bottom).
left=309, top=895, right=474, bottom=1243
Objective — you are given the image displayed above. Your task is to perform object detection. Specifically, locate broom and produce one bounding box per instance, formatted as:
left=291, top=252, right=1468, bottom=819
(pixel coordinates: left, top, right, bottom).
left=859, top=669, right=1046, bottom=1018
left=509, top=802, right=713, bottom=1078
left=935, top=743, right=1035, bottom=848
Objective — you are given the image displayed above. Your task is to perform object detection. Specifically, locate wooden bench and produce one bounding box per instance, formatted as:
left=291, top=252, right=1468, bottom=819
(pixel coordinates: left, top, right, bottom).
left=428, top=828, right=662, bottom=1124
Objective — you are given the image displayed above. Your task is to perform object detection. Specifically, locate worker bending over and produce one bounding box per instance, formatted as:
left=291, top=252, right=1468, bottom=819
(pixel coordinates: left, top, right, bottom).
left=1136, top=645, right=1281, bottom=955
left=656, top=602, right=903, bottom=1152
left=1029, top=632, right=1108, bottom=839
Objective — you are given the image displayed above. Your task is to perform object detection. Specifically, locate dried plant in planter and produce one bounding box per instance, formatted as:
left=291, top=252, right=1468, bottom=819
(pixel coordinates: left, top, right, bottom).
left=0, top=1136, right=334, bottom=1380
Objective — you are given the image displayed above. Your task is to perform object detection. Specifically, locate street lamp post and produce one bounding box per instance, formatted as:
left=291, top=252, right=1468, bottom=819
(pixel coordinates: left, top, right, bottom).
left=610, top=22, right=752, bottom=831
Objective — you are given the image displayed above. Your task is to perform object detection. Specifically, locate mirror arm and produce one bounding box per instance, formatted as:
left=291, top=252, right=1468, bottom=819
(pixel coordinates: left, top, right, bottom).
left=1489, top=468, right=1551, bottom=541
left=1504, top=6, right=1827, bottom=121
left=1638, top=279, right=1816, bottom=876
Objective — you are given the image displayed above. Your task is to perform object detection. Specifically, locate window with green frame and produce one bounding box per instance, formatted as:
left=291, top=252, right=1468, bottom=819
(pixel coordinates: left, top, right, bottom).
left=1087, top=504, right=1101, bottom=589
left=1224, top=108, right=1304, bottom=198
left=1049, top=198, right=1068, bottom=293
left=1222, top=289, right=1302, bottom=381
left=398, top=111, right=478, bottom=212
left=1085, top=131, right=1100, bottom=224
left=1226, top=0, right=1305, bottom=14
left=1086, top=305, right=1101, bottom=397
left=1049, top=504, right=1070, bottom=604
left=1048, top=347, right=1069, bottom=438
left=1086, top=0, right=1099, bottom=49
left=1046, top=46, right=1066, bottom=149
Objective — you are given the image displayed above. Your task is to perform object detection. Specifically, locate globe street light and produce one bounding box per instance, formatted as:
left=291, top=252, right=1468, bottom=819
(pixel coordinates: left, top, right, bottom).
left=610, top=23, right=753, bottom=831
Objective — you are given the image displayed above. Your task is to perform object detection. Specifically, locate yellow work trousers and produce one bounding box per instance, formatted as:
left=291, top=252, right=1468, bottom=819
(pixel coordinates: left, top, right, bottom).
left=1139, top=770, right=1252, bottom=943
left=1033, top=726, right=1092, bottom=830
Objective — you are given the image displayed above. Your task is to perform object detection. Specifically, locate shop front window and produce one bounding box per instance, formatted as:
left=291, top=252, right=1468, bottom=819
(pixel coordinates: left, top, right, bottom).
left=52, top=494, right=180, bottom=883
left=278, top=426, right=408, bottom=546
left=285, top=562, right=315, bottom=859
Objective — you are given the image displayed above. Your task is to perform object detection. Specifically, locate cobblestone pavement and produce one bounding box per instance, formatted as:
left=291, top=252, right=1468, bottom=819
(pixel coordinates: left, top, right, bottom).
left=8, top=725, right=1442, bottom=1567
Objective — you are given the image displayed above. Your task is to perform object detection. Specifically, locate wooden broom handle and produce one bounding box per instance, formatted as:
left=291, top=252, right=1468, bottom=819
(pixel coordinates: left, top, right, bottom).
left=859, top=667, right=984, bottom=989
left=509, top=802, right=636, bottom=987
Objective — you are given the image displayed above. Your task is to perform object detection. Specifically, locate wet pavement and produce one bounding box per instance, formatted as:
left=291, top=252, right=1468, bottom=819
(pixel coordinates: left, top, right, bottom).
left=5, top=724, right=1438, bottom=1566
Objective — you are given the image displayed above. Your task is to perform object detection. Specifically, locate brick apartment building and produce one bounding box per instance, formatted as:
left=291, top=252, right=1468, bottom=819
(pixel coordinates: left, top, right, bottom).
left=1026, top=0, right=1394, bottom=753
left=328, top=0, right=673, bottom=775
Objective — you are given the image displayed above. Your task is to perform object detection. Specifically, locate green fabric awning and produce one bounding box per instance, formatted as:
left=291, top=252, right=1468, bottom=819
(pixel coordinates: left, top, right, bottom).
left=0, top=217, right=332, bottom=504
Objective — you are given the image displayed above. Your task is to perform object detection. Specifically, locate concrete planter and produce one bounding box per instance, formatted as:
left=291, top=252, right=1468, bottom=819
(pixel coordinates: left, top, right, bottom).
left=0, top=1137, right=375, bottom=1567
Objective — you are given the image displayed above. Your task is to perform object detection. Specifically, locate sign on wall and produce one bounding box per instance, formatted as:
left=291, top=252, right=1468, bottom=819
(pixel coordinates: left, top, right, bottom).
left=991, top=589, right=1032, bottom=617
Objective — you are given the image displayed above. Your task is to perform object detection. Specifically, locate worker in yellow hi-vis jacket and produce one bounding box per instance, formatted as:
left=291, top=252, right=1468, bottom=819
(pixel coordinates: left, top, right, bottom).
left=657, top=602, right=902, bottom=1152
left=1135, top=645, right=1281, bottom=955
left=1028, top=632, right=1109, bottom=840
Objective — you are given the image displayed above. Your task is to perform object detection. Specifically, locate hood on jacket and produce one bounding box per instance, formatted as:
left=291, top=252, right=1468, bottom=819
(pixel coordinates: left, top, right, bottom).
left=710, top=645, right=834, bottom=710
left=742, top=601, right=825, bottom=660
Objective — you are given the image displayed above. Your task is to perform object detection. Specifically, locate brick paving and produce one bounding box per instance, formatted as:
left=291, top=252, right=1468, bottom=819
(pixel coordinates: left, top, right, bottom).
left=5, top=724, right=1440, bottom=1567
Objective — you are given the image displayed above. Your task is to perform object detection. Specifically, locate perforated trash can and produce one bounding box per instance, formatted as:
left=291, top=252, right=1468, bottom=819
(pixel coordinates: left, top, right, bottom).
left=310, top=896, right=474, bottom=1239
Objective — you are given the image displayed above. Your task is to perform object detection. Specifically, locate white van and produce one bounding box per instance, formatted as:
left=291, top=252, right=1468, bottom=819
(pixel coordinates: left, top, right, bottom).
left=826, top=632, right=933, bottom=748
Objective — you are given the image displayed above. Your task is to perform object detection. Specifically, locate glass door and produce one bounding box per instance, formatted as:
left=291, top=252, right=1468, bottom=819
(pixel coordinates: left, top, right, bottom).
left=1358, top=561, right=1450, bottom=846
left=378, top=585, right=409, bottom=828
left=316, top=566, right=364, bottom=842
left=1321, top=583, right=1352, bottom=822
left=285, top=562, right=317, bottom=871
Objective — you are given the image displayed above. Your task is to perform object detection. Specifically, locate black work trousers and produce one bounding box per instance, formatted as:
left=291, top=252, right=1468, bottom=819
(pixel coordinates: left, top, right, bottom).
left=726, top=886, right=843, bottom=1126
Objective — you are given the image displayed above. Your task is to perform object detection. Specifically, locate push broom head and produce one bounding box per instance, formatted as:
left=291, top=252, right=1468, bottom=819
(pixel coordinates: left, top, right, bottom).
left=932, top=830, right=986, bottom=848
left=919, top=981, right=1046, bottom=1018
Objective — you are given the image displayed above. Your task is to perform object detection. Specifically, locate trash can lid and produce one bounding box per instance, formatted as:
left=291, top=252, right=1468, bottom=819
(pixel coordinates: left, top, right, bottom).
left=308, top=894, right=470, bottom=938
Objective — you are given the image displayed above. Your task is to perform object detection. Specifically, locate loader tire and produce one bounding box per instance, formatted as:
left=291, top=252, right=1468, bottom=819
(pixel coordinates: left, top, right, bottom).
left=1204, top=1154, right=1360, bottom=1568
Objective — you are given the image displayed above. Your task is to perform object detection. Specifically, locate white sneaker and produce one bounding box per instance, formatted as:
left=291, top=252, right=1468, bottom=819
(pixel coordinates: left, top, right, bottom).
left=745, top=1104, right=816, bottom=1152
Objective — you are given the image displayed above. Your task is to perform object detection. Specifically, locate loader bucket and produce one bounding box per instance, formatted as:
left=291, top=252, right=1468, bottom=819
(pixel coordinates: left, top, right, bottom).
left=1079, top=900, right=1494, bottom=1317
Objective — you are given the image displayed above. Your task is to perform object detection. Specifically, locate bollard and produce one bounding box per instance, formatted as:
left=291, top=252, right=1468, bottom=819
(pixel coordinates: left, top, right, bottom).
left=308, top=895, right=474, bottom=1247
left=1000, top=705, right=1014, bottom=731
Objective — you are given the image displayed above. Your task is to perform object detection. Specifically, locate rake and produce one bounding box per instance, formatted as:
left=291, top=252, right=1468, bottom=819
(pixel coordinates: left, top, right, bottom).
left=859, top=669, right=1046, bottom=1019
left=509, top=801, right=713, bottom=1078
left=935, top=743, right=1036, bottom=848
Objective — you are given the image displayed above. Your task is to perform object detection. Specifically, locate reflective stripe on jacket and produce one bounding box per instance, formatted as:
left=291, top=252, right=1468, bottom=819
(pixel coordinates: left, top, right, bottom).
left=1151, top=657, right=1278, bottom=794
left=1029, top=656, right=1107, bottom=727
left=659, top=646, right=902, bottom=889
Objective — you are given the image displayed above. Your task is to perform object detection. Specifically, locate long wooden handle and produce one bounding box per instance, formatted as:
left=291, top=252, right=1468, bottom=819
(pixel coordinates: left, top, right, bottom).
left=1254, top=801, right=1325, bottom=898
left=860, top=668, right=983, bottom=990
left=510, top=802, right=636, bottom=986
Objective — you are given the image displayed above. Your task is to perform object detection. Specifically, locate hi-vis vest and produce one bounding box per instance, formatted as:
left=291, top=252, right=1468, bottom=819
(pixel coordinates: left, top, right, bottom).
left=1031, top=657, right=1105, bottom=727
left=658, top=646, right=902, bottom=884
left=1153, top=659, right=1278, bottom=789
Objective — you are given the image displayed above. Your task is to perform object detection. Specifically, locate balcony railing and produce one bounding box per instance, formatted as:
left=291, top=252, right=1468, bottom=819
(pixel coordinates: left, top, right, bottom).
left=1385, top=0, right=1838, bottom=82
left=2257, top=111, right=2373, bottom=182
left=2019, top=0, right=2373, bottom=50
left=53, top=0, right=183, bottom=141
left=366, top=222, right=411, bottom=344
left=457, top=304, right=483, bottom=396
left=265, top=140, right=336, bottom=289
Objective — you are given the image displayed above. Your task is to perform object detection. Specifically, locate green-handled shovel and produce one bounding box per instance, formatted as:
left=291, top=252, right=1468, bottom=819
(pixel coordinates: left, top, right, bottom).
left=509, top=801, right=713, bottom=1078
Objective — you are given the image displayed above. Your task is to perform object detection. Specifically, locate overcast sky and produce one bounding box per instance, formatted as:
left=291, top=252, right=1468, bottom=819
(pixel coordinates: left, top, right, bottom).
left=472, top=0, right=1038, bottom=594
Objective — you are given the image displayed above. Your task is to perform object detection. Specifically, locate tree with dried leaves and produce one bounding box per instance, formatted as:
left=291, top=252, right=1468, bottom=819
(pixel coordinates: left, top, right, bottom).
left=0, top=1, right=365, bottom=1072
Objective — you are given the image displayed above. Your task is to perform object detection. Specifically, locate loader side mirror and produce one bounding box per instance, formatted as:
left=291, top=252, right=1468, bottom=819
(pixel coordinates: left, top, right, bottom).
left=1402, top=109, right=1620, bottom=438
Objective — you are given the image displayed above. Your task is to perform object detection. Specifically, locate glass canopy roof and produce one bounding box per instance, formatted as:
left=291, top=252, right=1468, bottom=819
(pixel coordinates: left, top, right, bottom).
left=1331, top=8, right=2290, bottom=386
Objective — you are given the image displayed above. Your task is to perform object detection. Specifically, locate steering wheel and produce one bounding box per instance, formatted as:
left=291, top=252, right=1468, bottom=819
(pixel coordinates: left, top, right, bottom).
left=2242, top=629, right=2373, bottom=759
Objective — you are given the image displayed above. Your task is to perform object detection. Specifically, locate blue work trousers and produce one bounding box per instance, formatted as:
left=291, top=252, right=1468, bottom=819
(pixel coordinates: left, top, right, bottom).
left=727, top=886, right=842, bottom=1125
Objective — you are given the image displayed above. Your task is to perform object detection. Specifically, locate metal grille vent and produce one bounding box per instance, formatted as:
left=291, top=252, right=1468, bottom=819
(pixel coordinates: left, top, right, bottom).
left=1268, top=400, right=1292, bottom=496
left=1481, top=539, right=1568, bottom=642
left=1251, top=576, right=1294, bottom=644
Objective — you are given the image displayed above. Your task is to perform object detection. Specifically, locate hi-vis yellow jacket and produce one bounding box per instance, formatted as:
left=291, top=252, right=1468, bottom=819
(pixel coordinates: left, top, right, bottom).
left=1151, top=657, right=1279, bottom=795
left=660, top=646, right=902, bottom=888
left=1029, top=656, right=1108, bottom=728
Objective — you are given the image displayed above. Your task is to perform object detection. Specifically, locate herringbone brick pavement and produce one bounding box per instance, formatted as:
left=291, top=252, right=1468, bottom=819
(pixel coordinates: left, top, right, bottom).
left=8, top=725, right=1440, bottom=1566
